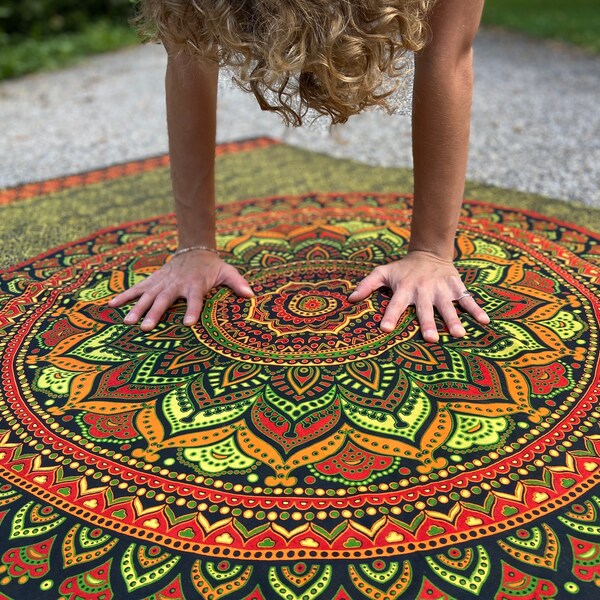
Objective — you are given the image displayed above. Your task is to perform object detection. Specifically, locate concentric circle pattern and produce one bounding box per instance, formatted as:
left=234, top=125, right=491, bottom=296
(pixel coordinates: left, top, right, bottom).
left=1, top=192, right=600, bottom=599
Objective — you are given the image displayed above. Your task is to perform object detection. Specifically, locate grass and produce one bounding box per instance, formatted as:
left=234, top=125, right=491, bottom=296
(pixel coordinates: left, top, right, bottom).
left=0, top=19, right=139, bottom=80
left=482, top=0, right=600, bottom=53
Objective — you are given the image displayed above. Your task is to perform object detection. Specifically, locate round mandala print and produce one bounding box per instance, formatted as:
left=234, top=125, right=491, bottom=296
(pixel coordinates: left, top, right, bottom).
left=1, top=192, right=600, bottom=599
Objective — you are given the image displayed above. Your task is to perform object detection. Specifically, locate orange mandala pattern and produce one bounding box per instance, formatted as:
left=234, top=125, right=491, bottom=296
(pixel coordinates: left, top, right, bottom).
left=0, top=190, right=599, bottom=599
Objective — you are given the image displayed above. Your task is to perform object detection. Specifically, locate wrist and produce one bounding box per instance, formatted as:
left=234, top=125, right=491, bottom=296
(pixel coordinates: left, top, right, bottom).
left=177, top=235, right=216, bottom=249
left=407, top=245, right=455, bottom=263
left=172, top=244, right=220, bottom=260
left=173, top=192, right=216, bottom=250
left=176, top=220, right=216, bottom=250
left=408, top=220, right=458, bottom=263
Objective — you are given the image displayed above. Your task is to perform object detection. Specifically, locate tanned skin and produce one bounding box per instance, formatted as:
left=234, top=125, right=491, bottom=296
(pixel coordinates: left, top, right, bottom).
left=109, top=0, right=490, bottom=343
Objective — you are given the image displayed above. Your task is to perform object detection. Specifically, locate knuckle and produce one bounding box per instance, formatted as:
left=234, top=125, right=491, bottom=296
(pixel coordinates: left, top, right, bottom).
left=388, top=294, right=405, bottom=308
left=415, top=294, right=432, bottom=308
left=186, top=293, right=204, bottom=305
left=156, top=289, right=175, bottom=301
left=416, top=304, right=432, bottom=317
left=133, top=278, right=151, bottom=290
left=146, top=304, right=165, bottom=319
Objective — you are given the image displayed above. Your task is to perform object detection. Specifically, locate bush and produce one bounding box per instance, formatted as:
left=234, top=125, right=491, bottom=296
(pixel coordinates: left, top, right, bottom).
left=0, top=0, right=137, bottom=42
left=483, top=0, right=600, bottom=54
left=0, top=1, right=140, bottom=80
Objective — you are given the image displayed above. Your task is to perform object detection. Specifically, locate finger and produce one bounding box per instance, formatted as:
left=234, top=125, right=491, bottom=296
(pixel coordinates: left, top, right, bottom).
left=220, top=266, right=254, bottom=297
left=380, top=292, right=409, bottom=333
left=183, top=292, right=204, bottom=327
left=448, top=275, right=468, bottom=298
left=416, top=300, right=439, bottom=343
left=123, top=292, right=157, bottom=325
left=436, top=299, right=467, bottom=338
left=108, top=284, right=146, bottom=308
left=458, top=295, right=490, bottom=324
left=140, top=291, right=180, bottom=331
left=348, top=267, right=385, bottom=302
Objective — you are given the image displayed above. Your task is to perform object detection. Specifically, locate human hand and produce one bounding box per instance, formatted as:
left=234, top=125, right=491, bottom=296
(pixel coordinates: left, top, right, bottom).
left=347, top=250, right=490, bottom=343
left=107, top=250, right=254, bottom=331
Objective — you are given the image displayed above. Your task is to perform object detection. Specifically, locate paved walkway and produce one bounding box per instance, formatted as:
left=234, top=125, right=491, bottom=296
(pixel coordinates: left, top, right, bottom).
left=1, top=28, right=599, bottom=206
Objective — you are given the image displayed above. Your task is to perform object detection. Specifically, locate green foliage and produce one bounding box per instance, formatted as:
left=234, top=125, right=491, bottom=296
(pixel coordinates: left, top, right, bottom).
left=0, top=1, right=140, bottom=80
left=483, top=0, right=600, bottom=53
left=0, top=1, right=136, bottom=41
left=0, top=19, right=139, bottom=80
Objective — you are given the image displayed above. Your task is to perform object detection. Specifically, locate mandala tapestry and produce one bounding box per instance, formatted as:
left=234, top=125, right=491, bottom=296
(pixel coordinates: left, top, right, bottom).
left=1, top=181, right=600, bottom=599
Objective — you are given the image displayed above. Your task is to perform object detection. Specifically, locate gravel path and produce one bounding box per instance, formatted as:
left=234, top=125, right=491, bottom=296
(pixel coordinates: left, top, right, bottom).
left=1, top=28, right=599, bottom=206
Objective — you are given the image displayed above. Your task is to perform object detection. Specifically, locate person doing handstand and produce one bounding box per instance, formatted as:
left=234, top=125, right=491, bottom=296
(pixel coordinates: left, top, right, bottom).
left=109, top=0, right=491, bottom=342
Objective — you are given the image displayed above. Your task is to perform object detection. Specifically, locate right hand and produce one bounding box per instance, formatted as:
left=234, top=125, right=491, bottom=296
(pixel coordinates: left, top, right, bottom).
left=107, top=250, right=254, bottom=331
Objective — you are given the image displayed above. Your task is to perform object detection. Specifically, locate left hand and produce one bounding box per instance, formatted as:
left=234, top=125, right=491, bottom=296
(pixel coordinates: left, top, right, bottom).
left=347, top=250, right=490, bottom=343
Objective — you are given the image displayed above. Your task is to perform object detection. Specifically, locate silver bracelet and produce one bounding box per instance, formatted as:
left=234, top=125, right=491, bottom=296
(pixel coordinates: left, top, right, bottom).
left=172, top=244, right=220, bottom=259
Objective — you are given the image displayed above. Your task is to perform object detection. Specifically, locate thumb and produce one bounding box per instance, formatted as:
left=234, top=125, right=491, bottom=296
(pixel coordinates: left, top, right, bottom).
left=221, top=265, right=254, bottom=297
left=347, top=269, right=384, bottom=302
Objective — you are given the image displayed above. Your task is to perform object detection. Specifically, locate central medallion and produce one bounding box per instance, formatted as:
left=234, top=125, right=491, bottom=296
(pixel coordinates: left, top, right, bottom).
left=197, top=260, right=417, bottom=365
left=249, top=279, right=372, bottom=335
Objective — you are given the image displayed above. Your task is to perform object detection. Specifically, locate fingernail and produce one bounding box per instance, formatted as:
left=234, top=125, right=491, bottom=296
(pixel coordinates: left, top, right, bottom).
left=424, top=329, right=439, bottom=341
left=141, top=319, right=152, bottom=328
left=124, top=314, right=134, bottom=324
left=242, top=286, right=254, bottom=296
left=184, top=317, right=195, bottom=326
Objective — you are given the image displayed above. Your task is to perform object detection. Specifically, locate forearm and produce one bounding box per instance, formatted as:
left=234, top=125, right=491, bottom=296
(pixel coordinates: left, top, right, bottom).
left=165, top=50, right=219, bottom=249
left=408, top=0, right=484, bottom=262
left=409, top=51, right=473, bottom=261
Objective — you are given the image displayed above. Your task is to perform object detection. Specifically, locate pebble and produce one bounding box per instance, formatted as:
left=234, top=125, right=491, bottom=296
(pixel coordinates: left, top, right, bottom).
left=0, top=28, right=598, bottom=206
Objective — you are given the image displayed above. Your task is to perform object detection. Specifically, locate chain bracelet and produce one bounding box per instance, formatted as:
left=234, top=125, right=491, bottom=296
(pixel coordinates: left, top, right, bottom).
left=172, top=245, right=220, bottom=259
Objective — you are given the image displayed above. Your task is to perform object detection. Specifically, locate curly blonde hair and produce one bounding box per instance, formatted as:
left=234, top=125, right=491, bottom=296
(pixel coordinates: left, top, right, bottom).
left=135, top=0, right=436, bottom=126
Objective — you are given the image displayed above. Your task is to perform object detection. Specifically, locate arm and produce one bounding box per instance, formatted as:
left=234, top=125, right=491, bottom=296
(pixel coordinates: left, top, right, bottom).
left=108, top=47, right=254, bottom=330
left=348, top=0, right=489, bottom=342
left=166, top=48, right=218, bottom=251
left=410, top=0, right=483, bottom=260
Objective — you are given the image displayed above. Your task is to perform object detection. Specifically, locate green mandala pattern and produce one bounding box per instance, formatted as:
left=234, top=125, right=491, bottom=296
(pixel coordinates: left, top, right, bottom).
left=0, top=188, right=599, bottom=600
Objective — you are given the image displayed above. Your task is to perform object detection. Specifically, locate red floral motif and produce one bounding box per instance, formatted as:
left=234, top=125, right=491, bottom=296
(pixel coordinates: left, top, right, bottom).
left=251, top=395, right=342, bottom=454
left=494, top=562, right=557, bottom=600
left=313, top=440, right=394, bottom=481
left=518, top=270, right=558, bottom=295
left=521, top=363, right=569, bottom=396
left=82, top=412, right=139, bottom=440
left=40, top=317, right=86, bottom=348
left=1, top=536, right=54, bottom=582
left=59, top=559, right=113, bottom=600
left=568, top=536, right=600, bottom=582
